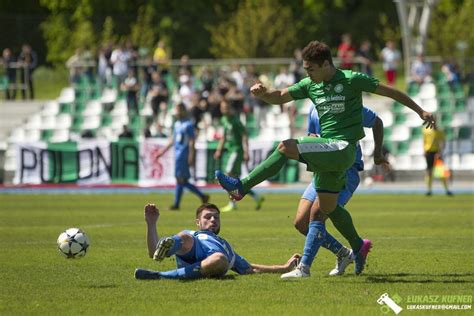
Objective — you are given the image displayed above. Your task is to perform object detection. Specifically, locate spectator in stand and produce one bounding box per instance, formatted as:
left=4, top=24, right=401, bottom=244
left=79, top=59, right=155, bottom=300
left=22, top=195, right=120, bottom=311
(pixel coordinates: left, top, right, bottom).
left=380, top=40, right=401, bottom=87
left=121, top=69, right=140, bottom=114
left=225, top=80, right=245, bottom=116
left=111, top=42, right=131, bottom=87
left=274, top=66, right=295, bottom=90
left=199, top=66, right=214, bottom=95
left=66, top=48, right=84, bottom=84
left=125, top=40, right=139, bottom=74
left=290, top=48, right=305, bottom=82
left=356, top=40, right=374, bottom=77
left=153, top=40, right=170, bottom=75
left=178, top=71, right=195, bottom=109
left=337, top=33, right=355, bottom=70
left=18, top=44, right=38, bottom=99
left=119, top=125, right=134, bottom=139
left=2, top=48, right=17, bottom=100
left=147, top=71, right=169, bottom=119
left=440, top=58, right=461, bottom=88
left=207, top=88, right=223, bottom=122
left=178, top=54, right=193, bottom=76
left=230, top=64, right=244, bottom=91
left=410, top=53, right=432, bottom=86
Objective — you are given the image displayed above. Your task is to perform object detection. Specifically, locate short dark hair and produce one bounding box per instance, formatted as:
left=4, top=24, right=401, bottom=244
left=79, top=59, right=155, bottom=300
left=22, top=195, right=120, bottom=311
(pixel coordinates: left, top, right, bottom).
left=195, top=203, right=220, bottom=218
left=301, top=41, right=333, bottom=66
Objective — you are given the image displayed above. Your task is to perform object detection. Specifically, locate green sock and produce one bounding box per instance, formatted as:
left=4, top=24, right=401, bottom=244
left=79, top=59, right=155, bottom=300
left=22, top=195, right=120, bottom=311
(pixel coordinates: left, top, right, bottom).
left=241, top=149, right=288, bottom=192
left=327, top=205, right=363, bottom=253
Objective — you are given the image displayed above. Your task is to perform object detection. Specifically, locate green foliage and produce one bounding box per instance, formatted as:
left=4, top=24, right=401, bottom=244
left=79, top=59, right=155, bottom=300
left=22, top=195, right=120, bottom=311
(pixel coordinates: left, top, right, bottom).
left=428, top=0, right=473, bottom=58
left=130, top=4, right=158, bottom=50
left=41, top=13, right=72, bottom=66
left=209, top=0, right=297, bottom=58
left=101, top=16, right=117, bottom=45
left=0, top=193, right=472, bottom=314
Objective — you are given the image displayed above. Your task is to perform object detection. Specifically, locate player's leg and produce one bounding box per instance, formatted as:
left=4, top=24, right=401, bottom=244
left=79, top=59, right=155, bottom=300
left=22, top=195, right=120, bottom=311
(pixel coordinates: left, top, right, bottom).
left=221, top=152, right=241, bottom=211
left=172, top=181, right=185, bottom=210
left=215, top=139, right=296, bottom=200
left=294, top=182, right=316, bottom=235
left=182, top=179, right=209, bottom=203
left=153, top=231, right=194, bottom=261
left=425, top=152, right=435, bottom=196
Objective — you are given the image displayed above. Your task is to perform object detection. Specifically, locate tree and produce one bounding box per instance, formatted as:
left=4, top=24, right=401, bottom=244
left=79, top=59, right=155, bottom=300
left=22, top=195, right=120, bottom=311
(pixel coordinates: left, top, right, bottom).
left=130, top=4, right=158, bottom=50
left=209, top=0, right=297, bottom=58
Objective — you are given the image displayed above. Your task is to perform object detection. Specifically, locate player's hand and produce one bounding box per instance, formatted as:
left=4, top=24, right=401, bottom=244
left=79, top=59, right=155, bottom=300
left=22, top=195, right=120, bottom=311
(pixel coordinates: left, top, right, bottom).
left=374, top=154, right=391, bottom=172
left=214, top=150, right=221, bottom=160
left=144, top=203, right=160, bottom=224
left=284, top=253, right=302, bottom=271
left=420, top=111, right=436, bottom=129
left=188, top=156, right=195, bottom=166
left=250, top=82, right=267, bottom=98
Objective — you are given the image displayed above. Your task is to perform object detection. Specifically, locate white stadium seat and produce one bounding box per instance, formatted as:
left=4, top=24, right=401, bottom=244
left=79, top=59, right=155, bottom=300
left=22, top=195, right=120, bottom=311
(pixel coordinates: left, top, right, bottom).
left=57, top=87, right=75, bottom=104
left=390, top=126, right=410, bottom=142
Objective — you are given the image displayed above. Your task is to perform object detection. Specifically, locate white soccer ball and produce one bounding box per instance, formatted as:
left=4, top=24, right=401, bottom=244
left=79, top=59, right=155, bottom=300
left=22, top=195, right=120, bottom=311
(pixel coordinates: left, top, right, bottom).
left=57, top=228, right=90, bottom=258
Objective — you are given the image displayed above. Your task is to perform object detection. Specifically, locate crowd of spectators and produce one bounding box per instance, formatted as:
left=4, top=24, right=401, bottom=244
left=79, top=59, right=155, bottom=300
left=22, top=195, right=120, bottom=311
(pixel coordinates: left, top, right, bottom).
left=0, top=44, right=37, bottom=100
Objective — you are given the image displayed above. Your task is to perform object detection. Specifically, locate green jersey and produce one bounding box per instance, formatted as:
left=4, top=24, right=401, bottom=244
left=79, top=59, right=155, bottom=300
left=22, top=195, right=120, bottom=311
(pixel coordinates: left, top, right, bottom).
left=221, top=115, right=245, bottom=152
left=288, top=69, right=379, bottom=143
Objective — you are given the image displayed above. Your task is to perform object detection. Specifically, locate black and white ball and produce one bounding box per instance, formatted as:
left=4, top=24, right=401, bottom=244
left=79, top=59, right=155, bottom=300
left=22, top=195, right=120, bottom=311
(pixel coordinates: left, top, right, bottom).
left=57, top=228, right=90, bottom=258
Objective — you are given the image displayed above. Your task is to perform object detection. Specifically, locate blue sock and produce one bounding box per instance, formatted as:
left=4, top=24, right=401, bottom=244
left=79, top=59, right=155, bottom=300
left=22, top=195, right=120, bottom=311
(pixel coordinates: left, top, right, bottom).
left=321, top=232, right=344, bottom=255
left=159, top=261, right=203, bottom=280
left=173, top=184, right=184, bottom=207
left=166, top=235, right=183, bottom=257
left=301, top=221, right=327, bottom=267
left=183, top=182, right=204, bottom=199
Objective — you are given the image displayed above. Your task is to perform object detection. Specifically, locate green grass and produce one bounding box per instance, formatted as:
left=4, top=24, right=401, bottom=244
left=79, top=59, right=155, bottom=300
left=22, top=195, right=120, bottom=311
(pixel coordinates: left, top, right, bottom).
left=0, top=193, right=473, bottom=315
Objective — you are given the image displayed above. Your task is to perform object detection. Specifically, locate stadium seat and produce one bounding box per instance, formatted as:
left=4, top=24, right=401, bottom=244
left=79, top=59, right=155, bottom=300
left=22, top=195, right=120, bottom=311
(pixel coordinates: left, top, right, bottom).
left=459, top=153, right=474, bottom=170
left=451, top=113, right=470, bottom=128
left=0, top=76, right=8, bottom=97
left=421, top=97, right=438, bottom=112
left=58, top=87, right=75, bottom=104
left=81, top=115, right=101, bottom=130
left=50, top=129, right=70, bottom=143
left=443, top=127, right=455, bottom=141
left=444, top=154, right=460, bottom=170
left=7, top=128, right=25, bottom=143
left=440, top=112, right=452, bottom=128
left=100, top=88, right=117, bottom=104
left=56, top=113, right=72, bottom=129
left=408, top=139, right=424, bottom=155
left=404, top=111, right=423, bottom=127
left=389, top=126, right=410, bottom=142
left=418, top=82, right=436, bottom=99
left=454, top=99, right=466, bottom=112
left=457, top=140, right=473, bottom=154
left=437, top=97, right=454, bottom=112
left=111, top=99, right=128, bottom=115
left=41, top=101, right=60, bottom=116
left=407, top=82, right=420, bottom=96
left=410, top=127, right=422, bottom=140
left=25, top=114, right=42, bottom=130
left=378, top=111, right=394, bottom=127
left=410, top=155, right=426, bottom=170
left=41, top=129, right=54, bottom=141
left=394, top=154, right=412, bottom=170
left=83, top=100, right=103, bottom=116
left=396, top=141, right=409, bottom=154
left=41, top=115, right=57, bottom=130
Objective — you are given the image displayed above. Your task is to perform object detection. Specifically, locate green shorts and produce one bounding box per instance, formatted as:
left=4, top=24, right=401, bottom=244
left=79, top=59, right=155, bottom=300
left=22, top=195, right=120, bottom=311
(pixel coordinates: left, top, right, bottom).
left=296, top=136, right=356, bottom=193
left=222, top=150, right=243, bottom=176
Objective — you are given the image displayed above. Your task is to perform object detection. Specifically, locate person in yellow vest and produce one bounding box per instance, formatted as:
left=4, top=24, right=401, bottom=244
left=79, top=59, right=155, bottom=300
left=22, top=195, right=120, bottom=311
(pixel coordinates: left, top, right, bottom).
left=423, top=123, right=453, bottom=196
left=153, top=40, right=170, bottom=75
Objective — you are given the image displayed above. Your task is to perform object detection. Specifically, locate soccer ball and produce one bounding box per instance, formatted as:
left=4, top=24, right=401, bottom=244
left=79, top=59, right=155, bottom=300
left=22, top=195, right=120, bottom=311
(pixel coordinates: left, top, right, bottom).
left=57, top=228, right=90, bottom=258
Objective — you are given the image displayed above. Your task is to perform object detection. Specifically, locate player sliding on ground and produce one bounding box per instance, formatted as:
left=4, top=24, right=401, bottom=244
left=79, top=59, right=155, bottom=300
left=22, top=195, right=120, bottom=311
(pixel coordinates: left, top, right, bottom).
left=285, top=106, right=389, bottom=278
left=216, top=40, right=435, bottom=277
left=135, top=203, right=300, bottom=280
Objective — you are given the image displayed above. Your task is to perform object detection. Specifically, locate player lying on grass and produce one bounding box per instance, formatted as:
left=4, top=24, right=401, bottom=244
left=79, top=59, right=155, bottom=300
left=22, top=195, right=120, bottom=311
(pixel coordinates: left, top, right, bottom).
left=215, top=40, right=435, bottom=277
left=282, top=106, right=389, bottom=278
left=135, top=203, right=300, bottom=280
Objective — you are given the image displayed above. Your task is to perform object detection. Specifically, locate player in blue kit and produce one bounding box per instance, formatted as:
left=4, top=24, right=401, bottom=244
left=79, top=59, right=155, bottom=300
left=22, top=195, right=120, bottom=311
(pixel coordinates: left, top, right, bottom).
left=156, top=103, right=209, bottom=210
left=281, top=106, right=389, bottom=278
left=135, top=203, right=301, bottom=280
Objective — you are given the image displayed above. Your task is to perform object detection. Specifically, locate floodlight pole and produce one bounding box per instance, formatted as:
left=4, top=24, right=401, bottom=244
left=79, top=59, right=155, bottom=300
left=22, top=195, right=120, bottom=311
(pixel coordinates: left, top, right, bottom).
left=394, top=0, right=438, bottom=83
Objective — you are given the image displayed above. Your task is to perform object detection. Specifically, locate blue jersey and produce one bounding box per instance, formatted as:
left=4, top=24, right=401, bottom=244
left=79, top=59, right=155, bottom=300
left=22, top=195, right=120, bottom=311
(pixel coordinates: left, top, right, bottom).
left=173, top=119, right=195, bottom=178
left=307, top=106, right=377, bottom=171
left=302, top=106, right=377, bottom=205
left=176, top=230, right=251, bottom=275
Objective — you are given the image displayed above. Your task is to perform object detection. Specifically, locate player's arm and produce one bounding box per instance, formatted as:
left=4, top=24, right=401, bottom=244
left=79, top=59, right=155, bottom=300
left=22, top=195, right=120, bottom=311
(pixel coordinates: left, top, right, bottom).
left=373, top=83, right=435, bottom=129
left=242, top=129, right=250, bottom=162
left=214, top=131, right=226, bottom=160
left=371, top=116, right=390, bottom=169
left=188, top=135, right=196, bottom=166
left=244, top=254, right=301, bottom=274
left=144, top=204, right=160, bottom=258
left=250, top=82, right=293, bottom=105
left=156, top=135, right=173, bottom=159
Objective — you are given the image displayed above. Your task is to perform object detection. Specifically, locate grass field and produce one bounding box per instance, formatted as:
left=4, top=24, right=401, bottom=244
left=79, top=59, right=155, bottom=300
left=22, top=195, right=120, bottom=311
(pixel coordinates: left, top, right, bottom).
left=0, top=192, right=473, bottom=315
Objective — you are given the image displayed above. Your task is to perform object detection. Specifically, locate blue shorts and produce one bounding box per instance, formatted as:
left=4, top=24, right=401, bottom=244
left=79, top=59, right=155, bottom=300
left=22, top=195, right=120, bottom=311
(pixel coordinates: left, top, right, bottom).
left=175, top=231, right=234, bottom=271
left=175, top=159, right=190, bottom=179
left=301, top=166, right=360, bottom=206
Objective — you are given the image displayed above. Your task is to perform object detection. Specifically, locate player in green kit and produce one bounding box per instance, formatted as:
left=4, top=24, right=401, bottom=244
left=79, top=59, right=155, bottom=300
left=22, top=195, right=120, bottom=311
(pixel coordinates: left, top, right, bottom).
left=214, top=100, right=264, bottom=212
left=216, top=40, right=435, bottom=277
